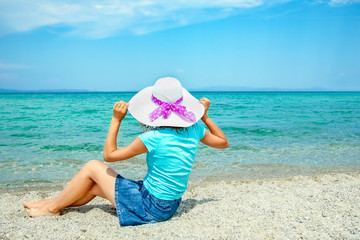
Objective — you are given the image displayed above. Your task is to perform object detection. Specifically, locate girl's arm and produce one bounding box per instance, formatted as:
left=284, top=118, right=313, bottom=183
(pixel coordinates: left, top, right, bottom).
left=103, top=101, right=148, bottom=162
left=200, top=98, right=230, bottom=149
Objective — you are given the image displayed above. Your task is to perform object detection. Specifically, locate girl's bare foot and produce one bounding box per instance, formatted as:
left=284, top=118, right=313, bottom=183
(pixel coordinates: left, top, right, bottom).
left=23, top=199, right=54, bottom=209
left=23, top=199, right=60, bottom=217
left=28, top=207, right=60, bottom=217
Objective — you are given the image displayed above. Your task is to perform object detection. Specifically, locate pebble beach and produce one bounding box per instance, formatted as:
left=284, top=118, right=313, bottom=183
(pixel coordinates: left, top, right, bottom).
left=1, top=171, right=360, bottom=239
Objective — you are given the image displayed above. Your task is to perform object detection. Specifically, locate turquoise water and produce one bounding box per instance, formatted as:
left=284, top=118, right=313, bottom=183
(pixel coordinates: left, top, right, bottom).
left=1, top=92, right=360, bottom=187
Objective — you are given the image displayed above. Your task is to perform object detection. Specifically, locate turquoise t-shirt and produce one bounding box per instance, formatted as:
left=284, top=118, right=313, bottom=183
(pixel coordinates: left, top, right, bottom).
left=139, top=122, right=206, bottom=200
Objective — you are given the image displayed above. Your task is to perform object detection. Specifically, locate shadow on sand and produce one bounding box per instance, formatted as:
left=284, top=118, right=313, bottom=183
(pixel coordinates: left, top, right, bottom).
left=175, top=198, right=218, bottom=217
left=62, top=204, right=117, bottom=217
left=61, top=198, right=218, bottom=218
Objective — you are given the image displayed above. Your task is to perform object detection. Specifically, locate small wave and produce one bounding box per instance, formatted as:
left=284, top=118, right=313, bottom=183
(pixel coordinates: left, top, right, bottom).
left=21, top=106, right=42, bottom=110
left=213, top=103, right=247, bottom=110
left=311, top=121, right=330, bottom=125
left=10, top=133, right=42, bottom=138
left=68, top=109, right=98, bottom=115
left=213, top=103, right=230, bottom=108
left=222, top=127, right=248, bottom=133
left=23, top=125, right=39, bottom=130
left=82, top=109, right=98, bottom=114
left=82, top=126, right=103, bottom=132
left=230, top=145, right=257, bottom=151
left=0, top=161, right=15, bottom=169
left=234, top=105, right=247, bottom=109
left=329, top=143, right=360, bottom=149
left=223, top=127, right=280, bottom=136
left=40, top=143, right=103, bottom=152
left=330, top=110, right=353, bottom=114
left=11, top=116, right=27, bottom=120
left=23, top=179, right=53, bottom=184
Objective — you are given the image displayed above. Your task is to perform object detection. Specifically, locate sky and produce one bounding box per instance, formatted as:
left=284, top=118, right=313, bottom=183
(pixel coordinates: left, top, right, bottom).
left=0, top=0, right=359, bottom=91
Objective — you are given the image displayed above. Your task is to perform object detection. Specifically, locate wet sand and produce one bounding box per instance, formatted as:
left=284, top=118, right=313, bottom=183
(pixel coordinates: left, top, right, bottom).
left=1, top=171, right=360, bottom=239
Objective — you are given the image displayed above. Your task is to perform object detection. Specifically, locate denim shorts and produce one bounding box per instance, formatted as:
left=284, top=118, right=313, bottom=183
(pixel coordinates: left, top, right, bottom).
left=114, top=174, right=181, bottom=226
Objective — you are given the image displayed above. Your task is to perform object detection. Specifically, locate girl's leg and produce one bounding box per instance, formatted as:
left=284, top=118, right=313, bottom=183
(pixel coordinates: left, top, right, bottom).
left=69, top=183, right=107, bottom=207
left=25, top=183, right=106, bottom=208
left=23, top=160, right=118, bottom=217
left=23, top=186, right=102, bottom=209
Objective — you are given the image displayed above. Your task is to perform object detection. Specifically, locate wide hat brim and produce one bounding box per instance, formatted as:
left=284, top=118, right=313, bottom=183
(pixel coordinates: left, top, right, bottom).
left=128, top=86, right=204, bottom=127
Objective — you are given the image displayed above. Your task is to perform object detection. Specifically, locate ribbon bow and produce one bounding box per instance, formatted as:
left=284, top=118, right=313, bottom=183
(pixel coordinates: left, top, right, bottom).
left=149, top=95, right=196, bottom=122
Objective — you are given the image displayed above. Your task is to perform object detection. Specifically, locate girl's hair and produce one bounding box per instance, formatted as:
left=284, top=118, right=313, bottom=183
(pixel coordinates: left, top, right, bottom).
left=140, top=123, right=188, bottom=134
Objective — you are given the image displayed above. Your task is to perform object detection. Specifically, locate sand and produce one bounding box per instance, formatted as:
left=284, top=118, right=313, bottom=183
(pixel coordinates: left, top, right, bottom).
left=1, top=172, right=360, bottom=239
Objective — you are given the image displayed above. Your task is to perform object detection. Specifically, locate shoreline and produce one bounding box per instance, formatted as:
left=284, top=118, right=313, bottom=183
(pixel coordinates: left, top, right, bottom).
left=1, top=170, right=360, bottom=239
left=2, top=164, right=360, bottom=193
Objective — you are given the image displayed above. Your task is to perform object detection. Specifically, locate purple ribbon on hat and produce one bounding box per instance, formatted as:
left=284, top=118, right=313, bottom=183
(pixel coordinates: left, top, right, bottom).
left=149, top=95, right=196, bottom=122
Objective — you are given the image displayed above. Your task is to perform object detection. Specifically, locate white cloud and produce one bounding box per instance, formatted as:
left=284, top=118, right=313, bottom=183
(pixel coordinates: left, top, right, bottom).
left=0, top=72, right=17, bottom=81
left=328, top=0, right=360, bottom=6
left=336, top=72, right=345, bottom=78
left=0, top=61, right=29, bottom=70
left=0, top=0, right=274, bottom=38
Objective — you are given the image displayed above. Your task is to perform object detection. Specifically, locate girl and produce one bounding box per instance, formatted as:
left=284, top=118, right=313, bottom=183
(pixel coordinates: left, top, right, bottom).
left=23, top=77, right=229, bottom=226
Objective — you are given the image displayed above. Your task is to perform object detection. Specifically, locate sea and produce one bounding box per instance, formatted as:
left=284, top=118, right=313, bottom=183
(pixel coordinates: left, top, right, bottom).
left=1, top=92, right=360, bottom=189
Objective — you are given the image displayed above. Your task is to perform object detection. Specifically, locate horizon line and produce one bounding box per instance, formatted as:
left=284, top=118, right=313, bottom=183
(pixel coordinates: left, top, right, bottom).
left=1, top=88, right=360, bottom=94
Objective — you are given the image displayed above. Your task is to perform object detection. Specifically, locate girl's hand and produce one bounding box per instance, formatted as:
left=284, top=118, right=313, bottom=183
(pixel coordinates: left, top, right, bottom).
left=200, top=98, right=210, bottom=120
left=113, top=101, right=129, bottom=121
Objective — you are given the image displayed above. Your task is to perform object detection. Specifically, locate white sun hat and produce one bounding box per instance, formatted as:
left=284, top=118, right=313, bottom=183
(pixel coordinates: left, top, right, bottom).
left=128, top=77, right=204, bottom=127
